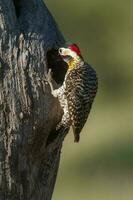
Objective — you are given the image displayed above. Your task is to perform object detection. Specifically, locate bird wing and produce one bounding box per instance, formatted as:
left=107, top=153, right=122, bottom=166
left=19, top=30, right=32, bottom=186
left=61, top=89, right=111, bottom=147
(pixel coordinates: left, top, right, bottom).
left=65, top=63, right=98, bottom=142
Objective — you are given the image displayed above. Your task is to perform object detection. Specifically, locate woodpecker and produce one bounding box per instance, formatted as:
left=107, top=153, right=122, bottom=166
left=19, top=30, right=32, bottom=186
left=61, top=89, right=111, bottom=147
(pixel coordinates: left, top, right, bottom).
left=47, top=43, right=98, bottom=142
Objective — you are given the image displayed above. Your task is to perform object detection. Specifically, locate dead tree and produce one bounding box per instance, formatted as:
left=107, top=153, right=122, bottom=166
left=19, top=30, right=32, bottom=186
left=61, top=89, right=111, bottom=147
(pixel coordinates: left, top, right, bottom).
left=0, top=0, right=68, bottom=199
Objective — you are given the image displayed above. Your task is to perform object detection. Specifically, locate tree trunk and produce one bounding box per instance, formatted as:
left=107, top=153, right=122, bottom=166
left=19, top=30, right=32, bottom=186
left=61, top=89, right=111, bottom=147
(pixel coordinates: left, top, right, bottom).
left=0, top=0, right=68, bottom=199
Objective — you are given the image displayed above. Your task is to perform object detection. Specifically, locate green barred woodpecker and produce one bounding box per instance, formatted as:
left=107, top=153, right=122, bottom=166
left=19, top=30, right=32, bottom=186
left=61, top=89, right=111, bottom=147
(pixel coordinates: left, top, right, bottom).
left=47, top=44, right=98, bottom=142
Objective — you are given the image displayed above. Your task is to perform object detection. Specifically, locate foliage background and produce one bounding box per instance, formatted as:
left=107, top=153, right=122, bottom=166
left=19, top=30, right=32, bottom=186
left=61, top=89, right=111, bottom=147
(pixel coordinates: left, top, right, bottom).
left=45, top=1, right=133, bottom=199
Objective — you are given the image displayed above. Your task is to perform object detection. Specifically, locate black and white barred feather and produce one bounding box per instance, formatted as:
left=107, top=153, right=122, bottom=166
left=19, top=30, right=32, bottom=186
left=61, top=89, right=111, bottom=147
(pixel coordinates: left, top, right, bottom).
left=47, top=51, right=98, bottom=142
left=65, top=62, right=97, bottom=142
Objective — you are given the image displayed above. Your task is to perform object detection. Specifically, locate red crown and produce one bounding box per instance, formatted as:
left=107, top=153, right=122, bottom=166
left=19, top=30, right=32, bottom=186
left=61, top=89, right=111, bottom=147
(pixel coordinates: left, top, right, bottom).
left=68, top=44, right=81, bottom=56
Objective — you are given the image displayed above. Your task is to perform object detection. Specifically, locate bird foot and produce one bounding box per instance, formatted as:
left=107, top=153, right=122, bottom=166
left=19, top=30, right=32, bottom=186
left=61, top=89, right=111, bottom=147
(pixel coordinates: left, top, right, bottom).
left=46, top=68, right=53, bottom=83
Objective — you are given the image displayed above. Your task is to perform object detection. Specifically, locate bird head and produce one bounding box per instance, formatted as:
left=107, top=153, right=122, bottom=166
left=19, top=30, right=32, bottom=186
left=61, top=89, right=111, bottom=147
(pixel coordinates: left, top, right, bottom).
left=58, top=44, right=83, bottom=70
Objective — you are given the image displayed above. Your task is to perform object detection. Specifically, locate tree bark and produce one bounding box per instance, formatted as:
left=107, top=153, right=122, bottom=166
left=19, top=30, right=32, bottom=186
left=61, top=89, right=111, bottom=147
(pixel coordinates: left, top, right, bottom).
left=0, top=0, right=68, bottom=199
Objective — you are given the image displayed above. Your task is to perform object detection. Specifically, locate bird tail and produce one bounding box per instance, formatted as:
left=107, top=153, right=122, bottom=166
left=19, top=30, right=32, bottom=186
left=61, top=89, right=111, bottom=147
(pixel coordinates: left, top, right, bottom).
left=74, top=133, right=80, bottom=143
left=72, top=126, right=80, bottom=142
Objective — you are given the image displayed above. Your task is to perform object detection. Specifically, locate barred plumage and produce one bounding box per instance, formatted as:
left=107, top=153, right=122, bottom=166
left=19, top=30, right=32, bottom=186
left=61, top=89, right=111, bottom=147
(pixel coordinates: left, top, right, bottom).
left=65, top=62, right=97, bottom=142
left=47, top=44, right=98, bottom=142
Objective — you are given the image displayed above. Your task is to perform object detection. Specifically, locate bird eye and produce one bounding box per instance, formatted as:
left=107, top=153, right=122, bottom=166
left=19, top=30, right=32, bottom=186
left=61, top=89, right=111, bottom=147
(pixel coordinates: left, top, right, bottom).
left=59, top=48, right=63, bottom=54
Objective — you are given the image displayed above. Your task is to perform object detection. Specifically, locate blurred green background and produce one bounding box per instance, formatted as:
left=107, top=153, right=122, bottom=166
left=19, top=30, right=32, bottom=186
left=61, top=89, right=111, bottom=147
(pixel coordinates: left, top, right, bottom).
left=45, top=1, right=133, bottom=200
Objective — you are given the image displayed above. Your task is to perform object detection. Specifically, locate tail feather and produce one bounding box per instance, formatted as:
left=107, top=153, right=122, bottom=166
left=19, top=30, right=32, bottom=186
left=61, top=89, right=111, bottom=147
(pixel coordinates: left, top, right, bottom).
left=74, top=134, right=80, bottom=143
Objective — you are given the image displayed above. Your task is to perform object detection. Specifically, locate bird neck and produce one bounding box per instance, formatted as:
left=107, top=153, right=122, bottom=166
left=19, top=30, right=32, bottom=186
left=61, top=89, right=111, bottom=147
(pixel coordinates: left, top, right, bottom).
left=67, top=56, right=84, bottom=71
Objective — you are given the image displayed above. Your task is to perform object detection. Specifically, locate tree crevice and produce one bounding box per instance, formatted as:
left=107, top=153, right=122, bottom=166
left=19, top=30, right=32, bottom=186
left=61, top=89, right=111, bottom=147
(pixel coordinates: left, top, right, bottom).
left=46, top=49, right=68, bottom=85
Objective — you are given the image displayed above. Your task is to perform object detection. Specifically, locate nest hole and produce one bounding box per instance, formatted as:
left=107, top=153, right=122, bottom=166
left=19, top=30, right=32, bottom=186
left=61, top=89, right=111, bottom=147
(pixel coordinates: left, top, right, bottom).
left=46, top=48, right=67, bottom=145
left=46, top=48, right=68, bottom=85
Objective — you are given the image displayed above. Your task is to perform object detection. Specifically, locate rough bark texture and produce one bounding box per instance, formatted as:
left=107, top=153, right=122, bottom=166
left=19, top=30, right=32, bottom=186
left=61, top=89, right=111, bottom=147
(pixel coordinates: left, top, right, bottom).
left=0, top=0, right=68, bottom=199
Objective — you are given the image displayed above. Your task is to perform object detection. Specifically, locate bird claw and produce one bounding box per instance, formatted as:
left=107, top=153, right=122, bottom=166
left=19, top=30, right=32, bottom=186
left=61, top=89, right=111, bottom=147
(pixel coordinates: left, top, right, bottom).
left=46, top=68, right=52, bottom=83
left=56, top=123, right=69, bottom=135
